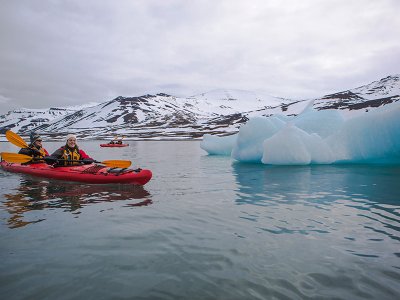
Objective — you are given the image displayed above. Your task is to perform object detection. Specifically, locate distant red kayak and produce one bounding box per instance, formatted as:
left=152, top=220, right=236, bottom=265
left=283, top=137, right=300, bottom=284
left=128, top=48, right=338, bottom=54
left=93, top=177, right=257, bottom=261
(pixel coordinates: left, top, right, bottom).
left=100, top=143, right=129, bottom=147
left=0, top=161, right=152, bottom=185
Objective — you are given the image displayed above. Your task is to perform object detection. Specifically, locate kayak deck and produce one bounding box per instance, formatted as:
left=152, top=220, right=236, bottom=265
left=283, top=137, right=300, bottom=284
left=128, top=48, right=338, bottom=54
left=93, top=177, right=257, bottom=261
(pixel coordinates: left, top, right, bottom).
left=0, top=161, right=152, bottom=185
left=100, top=144, right=129, bottom=147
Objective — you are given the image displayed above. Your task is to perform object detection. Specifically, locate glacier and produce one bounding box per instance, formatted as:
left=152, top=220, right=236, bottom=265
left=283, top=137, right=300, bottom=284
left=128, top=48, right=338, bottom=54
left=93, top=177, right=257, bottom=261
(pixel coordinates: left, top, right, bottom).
left=200, top=101, right=400, bottom=165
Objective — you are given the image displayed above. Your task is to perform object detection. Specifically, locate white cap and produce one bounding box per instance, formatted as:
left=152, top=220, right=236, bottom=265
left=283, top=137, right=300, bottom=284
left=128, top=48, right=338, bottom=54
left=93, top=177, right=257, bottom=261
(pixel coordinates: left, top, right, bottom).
left=66, top=134, right=77, bottom=141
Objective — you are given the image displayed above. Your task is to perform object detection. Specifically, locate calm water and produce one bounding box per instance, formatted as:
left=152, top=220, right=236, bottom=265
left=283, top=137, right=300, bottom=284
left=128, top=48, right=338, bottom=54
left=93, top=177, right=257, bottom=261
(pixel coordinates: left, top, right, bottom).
left=0, top=140, right=399, bottom=300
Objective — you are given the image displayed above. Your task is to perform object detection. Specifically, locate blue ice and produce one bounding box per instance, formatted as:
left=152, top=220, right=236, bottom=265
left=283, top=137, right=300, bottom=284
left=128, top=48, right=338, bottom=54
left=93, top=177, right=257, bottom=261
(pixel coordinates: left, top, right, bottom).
left=200, top=102, right=400, bottom=165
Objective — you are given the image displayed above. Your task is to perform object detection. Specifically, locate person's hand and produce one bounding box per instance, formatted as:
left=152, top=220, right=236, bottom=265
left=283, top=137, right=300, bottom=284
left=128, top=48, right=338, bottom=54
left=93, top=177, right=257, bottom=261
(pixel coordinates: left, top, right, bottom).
left=82, top=159, right=94, bottom=165
left=44, top=156, right=58, bottom=164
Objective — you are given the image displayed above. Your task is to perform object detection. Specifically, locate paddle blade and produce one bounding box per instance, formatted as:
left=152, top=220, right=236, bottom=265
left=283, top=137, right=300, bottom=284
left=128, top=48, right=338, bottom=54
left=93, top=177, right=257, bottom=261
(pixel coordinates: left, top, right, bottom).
left=1, top=152, right=33, bottom=164
left=6, top=130, right=29, bottom=148
left=101, top=160, right=131, bottom=168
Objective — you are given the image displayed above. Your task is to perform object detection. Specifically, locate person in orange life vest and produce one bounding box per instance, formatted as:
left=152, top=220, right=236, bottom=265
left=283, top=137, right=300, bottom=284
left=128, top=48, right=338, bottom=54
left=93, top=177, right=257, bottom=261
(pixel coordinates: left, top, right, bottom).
left=49, top=134, right=94, bottom=166
left=18, top=132, right=49, bottom=163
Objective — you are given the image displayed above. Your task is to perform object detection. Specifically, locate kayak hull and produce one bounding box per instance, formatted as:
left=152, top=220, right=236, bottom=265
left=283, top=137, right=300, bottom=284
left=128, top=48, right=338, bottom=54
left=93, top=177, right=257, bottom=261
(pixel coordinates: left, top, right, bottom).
left=100, top=144, right=129, bottom=147
left=0, top=161, right=152, bottom=185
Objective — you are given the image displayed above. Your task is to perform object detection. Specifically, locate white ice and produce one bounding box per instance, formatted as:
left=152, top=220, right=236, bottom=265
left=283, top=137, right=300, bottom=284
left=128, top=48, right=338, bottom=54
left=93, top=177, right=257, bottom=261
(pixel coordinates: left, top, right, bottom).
left=200, top=101, right=400, bottom=165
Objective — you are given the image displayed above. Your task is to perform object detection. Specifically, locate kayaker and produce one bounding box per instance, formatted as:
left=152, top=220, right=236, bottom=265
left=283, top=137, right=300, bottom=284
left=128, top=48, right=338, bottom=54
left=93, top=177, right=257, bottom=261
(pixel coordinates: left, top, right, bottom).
left=49, top=134, right=94, bottom=166
left=18, top=132, right=49, bottom=163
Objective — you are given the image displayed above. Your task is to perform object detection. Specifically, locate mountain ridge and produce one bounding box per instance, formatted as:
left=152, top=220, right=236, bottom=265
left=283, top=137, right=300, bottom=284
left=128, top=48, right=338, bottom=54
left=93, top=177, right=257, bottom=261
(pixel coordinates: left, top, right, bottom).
left=1, top=75, right=399, bottom=140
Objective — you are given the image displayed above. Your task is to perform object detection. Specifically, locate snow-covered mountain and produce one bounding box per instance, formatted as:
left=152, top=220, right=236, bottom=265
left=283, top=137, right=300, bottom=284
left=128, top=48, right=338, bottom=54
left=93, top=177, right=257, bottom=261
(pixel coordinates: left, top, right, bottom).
left=0, top=107, right=77, bottom=133
left=314, top=75, right=400, bottom=111
left=1, top=75, right=399, bottom=140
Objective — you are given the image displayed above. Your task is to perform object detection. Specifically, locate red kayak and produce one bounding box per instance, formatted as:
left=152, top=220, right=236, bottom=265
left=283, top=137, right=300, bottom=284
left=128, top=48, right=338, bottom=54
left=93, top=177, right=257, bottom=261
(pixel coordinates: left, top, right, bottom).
left=100, top=143, right=129, bottom=147
left=0, top=161, right=152, bottom=185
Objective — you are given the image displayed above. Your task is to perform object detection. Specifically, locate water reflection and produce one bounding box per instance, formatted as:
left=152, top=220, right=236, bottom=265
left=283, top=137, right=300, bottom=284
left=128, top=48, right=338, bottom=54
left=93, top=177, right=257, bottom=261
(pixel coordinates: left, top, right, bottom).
left=2, top=177, right=152, bottom=229
left=232, top=162, right=400, bottom=206
left=231, top=162, right=400, bottom=244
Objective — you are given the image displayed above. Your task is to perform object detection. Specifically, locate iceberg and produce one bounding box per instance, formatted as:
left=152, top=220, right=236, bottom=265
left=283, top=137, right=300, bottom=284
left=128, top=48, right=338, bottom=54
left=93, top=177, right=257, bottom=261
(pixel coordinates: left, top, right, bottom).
left=261, top=124, right=335, bottom=165
left=200, top=134, right=237, bottom=156
left=232, top=117, right=286, bottom=162
left=200, top=101, right=400, bottom=165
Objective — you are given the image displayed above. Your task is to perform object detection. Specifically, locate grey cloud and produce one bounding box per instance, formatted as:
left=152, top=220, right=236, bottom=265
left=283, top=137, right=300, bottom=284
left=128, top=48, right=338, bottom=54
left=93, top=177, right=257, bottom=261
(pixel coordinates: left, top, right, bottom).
left=0, top=0, right=399, bottom=113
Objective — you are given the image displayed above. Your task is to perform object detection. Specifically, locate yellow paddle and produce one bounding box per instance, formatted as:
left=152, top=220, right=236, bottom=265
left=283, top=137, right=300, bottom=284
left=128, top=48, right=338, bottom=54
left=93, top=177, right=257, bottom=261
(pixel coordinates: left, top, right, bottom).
left=6, top=130, right=29, bottom=148
left=1, top=152, right=33, bottom=164
left=1, top=152, right=132, bottom=168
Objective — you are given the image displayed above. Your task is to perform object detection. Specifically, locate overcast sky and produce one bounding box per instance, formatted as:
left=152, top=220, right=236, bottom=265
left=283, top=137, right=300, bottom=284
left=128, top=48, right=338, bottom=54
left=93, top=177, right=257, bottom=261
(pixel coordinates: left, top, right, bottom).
left=0, top=0, right=399, bottom=113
